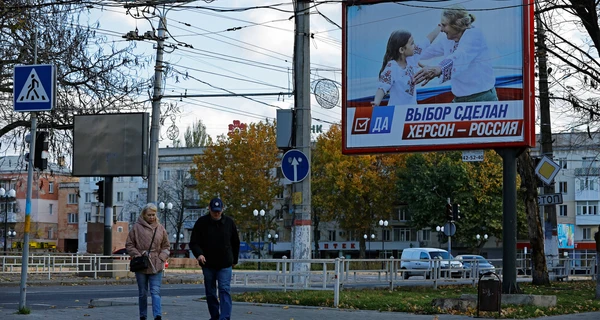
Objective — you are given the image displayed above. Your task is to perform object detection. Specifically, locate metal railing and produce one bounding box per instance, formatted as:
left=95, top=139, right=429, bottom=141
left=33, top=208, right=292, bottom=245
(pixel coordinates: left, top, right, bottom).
left=1, top=254, right=597, bottom=307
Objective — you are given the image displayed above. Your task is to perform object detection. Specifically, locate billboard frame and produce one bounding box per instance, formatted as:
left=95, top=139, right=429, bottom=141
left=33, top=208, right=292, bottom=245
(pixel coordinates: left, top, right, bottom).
left=341, top=0, right=535, bottom=154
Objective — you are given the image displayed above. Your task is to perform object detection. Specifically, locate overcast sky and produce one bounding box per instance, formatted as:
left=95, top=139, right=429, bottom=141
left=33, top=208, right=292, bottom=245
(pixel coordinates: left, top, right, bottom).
left=88, top=0, right=342, bottom=145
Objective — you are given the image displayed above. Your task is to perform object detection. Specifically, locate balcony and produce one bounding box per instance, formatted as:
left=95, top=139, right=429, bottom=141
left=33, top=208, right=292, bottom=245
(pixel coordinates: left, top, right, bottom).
left=576, top=214, right=600, bottom=225
left=575, top=167, right=600, bottom=176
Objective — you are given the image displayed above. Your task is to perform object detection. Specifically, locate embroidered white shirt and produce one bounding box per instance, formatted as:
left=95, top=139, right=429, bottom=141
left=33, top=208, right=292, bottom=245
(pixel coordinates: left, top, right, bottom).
left=420, top=27, right=495, bottom=97
left=377, top=38, right=430, bottom=106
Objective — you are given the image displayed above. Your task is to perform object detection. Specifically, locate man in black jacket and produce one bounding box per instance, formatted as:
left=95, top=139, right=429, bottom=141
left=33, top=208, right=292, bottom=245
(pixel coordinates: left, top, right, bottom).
left=190, top=197, right=240, bottom=320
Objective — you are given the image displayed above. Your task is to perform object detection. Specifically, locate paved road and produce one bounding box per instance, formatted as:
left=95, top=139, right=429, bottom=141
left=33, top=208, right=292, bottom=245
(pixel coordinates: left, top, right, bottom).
left=1, top=271, right=599, bottom=319
left=1, top=296, right=599, bottom=320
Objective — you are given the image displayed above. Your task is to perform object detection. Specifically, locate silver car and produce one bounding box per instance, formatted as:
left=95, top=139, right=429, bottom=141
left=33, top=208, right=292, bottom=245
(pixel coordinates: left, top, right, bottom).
left=455, top=254, right=496, bottom=276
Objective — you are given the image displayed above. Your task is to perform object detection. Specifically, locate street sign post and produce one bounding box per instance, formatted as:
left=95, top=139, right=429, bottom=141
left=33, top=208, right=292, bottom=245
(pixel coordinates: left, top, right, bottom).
left=281, top=149, right=309, bottom=183
left=13, top=64, right=56, bottom=112
left=537, top=193, right=563, bottom=206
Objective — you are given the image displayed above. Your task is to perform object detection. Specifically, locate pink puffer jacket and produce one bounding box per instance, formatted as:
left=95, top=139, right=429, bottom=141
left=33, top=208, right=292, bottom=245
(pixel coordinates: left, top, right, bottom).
left=126, top=215, right=170, bottom=274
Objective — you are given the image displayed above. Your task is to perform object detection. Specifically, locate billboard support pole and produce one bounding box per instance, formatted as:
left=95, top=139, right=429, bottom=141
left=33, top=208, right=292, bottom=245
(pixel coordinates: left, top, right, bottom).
left=291, top=0, right=312, bottom=281
left=103, top=177, right=113, bottom=256
left=498, top=148, right=520, bottom=293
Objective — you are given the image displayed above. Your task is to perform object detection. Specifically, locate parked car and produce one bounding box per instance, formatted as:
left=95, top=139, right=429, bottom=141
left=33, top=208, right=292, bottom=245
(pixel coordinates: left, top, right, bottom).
left=400, top=248, right=463, bottom=279
left=454, top=254, right=496, bottom=276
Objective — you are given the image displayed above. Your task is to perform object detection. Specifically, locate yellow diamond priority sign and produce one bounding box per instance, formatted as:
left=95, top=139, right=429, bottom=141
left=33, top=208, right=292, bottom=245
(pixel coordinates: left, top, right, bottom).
left=535, top=156, right=561, bottom=185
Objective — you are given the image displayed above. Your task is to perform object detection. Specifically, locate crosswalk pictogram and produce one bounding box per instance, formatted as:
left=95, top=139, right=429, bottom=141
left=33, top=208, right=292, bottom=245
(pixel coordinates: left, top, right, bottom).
left=17, top=69, right=49, bottom=102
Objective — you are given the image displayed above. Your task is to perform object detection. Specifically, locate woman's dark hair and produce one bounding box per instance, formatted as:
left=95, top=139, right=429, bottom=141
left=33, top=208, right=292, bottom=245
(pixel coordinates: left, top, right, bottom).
left=379, top=30, right=412, bottom=76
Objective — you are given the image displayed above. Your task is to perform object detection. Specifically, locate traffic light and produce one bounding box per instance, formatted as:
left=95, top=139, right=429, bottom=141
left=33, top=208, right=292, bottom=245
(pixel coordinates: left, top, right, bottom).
left=34, top=131, right=49, bottom=170
left=452, top=203, right=461, bottom=221
left=96, top=180, right=104, bottom=203
left=446, top=203, right=453, bottom=221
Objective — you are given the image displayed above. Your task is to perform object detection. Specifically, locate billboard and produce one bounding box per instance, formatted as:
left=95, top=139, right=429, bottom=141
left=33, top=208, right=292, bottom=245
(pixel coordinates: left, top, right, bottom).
left=557, top=223, right=574, bottom=249
left=342, top=0, right=534, bottom=154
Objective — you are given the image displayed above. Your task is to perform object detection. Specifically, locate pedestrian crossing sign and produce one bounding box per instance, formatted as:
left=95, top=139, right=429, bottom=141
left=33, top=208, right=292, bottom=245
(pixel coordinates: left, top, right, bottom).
left=13, top=64, right=56, bottom=112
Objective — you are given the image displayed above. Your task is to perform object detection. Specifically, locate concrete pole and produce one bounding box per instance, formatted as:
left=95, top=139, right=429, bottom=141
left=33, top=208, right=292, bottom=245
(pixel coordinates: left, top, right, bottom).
left=103, top=177, right=113, bottom=256
left=147, top=15, right=166, bottom=204
left=291, top=0, right=312, bottom=277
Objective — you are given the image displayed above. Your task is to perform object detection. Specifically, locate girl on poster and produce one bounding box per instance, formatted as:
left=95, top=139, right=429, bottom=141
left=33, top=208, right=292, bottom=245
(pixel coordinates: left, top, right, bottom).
left=371, top=25, right=441, bottom=107
left=414, top=6, right=498, bottom=103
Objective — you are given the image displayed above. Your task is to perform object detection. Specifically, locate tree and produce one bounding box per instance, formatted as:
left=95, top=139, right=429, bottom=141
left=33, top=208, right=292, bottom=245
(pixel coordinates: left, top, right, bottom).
left=396, top=151, right=526, bottom=248
left=157, top=171, right=196, bottom=256
left=184, top=119, right=212, bottom=147
left=312, top=124, right=405, bottom=258
left=191, top=120, right=282, bottom=244
left=0, top=1, right=149, bottom=159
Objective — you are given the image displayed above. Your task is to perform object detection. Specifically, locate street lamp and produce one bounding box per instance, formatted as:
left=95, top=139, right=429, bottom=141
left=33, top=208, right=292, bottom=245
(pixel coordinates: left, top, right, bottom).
left=363, top=233, right=375, bottom=258
left=476, top=234, right=488, bottom=254
left=0, top=188, right=16, bottom=255
left=267, top=233, right=278, bottom=254
left=7, top=230, right=16, bottom=251
left=379, top=219, right=388, bottom=258
left=253, top=209, right=265, bottom=270
left=436, top=226, right=445, bottom=249
left=159, top=201, right=173, bottom=231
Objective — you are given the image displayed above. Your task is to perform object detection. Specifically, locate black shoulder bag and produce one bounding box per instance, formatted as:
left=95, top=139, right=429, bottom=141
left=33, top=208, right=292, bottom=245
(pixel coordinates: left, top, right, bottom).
left=130, top=228, right=157, bottom=272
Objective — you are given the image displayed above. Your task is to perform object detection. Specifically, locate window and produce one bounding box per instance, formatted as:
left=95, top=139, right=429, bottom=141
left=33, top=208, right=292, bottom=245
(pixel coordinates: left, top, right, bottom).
left=579, top=178, right=597, bottom=191
left=559, top=205, right=568, bottom=217
left=398, top=207, right=410, bottom=221
left=328, top=230, right=336, bottom=241
left=85, top=212, right=91, bottom=222
left=422, top=229, right=431, bottom=241
left=558, top=159, right=568, bottom=169
left=163, top=170, right=170, bottom=180
left=129, top=191, right=137, bottom=201
left=382, top=229, right=390, bottom=241
left=48, top=227, right=54, bottom=239
left=130, top=212, right=137, bottom=222
left=117, top=192, right=124, bottom=202
left=393, top=227, right=411, bottom=241
left=576, top=201, right=598, bottom=215
left=117, top=226, right=123, bottom=233
left=583, top=227, right=592, bottom=240
left=177, top=169, right=185, bottom=180
left=68, top=193, right=78, bottom=204
left=49, top=204, right=53, bottom=215
left=68, top=213, right=78, bottom=224
left=49, top=182, right=54, bottom=193
left=558, top=182, right=568, bottom=194
left=85, top=193, right=94, bottom=203
left=117, top=177, right=124, bottom=182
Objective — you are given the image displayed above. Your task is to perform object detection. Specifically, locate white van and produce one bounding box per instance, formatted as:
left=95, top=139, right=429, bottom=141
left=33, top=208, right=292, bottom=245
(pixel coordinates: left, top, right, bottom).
left=400, top=248, right=463, bottom=279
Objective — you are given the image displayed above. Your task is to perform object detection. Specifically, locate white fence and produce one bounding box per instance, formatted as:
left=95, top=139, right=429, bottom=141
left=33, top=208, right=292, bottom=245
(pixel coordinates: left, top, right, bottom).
left=1, top=254, right=597, bottom=307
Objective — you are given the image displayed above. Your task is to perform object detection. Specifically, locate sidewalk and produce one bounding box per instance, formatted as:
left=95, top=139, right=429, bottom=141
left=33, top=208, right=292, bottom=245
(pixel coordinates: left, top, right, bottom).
left=1, top=296, right=599, bottom=320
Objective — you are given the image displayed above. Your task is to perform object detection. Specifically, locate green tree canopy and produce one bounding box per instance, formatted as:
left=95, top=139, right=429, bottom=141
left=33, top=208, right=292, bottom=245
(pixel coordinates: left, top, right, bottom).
left=191, top=120, right=281, bottom=238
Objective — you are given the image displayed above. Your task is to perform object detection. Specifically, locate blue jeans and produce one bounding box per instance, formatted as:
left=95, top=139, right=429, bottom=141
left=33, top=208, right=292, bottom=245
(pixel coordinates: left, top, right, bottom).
left=135, top=271, right=163, bottom=319
left=202, top=266, right=232, bottom=320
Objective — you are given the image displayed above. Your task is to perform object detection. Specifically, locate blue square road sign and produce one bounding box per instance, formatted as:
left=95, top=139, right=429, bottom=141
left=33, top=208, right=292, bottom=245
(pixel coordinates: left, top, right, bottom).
left=13, top=64, right=56, bottom=112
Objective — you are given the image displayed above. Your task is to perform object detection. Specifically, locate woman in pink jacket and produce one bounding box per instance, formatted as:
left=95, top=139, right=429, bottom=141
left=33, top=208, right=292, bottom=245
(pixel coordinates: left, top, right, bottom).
left=126, top=203, right=170, bottom=320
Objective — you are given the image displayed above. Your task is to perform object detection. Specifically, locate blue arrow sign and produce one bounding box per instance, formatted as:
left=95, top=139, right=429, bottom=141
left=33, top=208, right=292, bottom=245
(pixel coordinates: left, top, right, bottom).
left=281, top=149, right=309, bottom=183
left=13, top=64, right=56, bottom=112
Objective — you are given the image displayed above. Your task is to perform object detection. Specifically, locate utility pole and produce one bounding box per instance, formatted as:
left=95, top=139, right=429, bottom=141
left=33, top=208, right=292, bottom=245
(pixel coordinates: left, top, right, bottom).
left=147, top=15, right=166, bottom=204
left=535, top=0, right=559, bottom=270
left=292, top=0, right=312, bottom=276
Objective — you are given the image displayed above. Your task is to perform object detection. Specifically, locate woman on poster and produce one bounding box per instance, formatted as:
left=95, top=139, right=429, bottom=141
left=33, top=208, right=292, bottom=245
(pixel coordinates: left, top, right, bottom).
left=413, top=6, right=498, bottom=103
